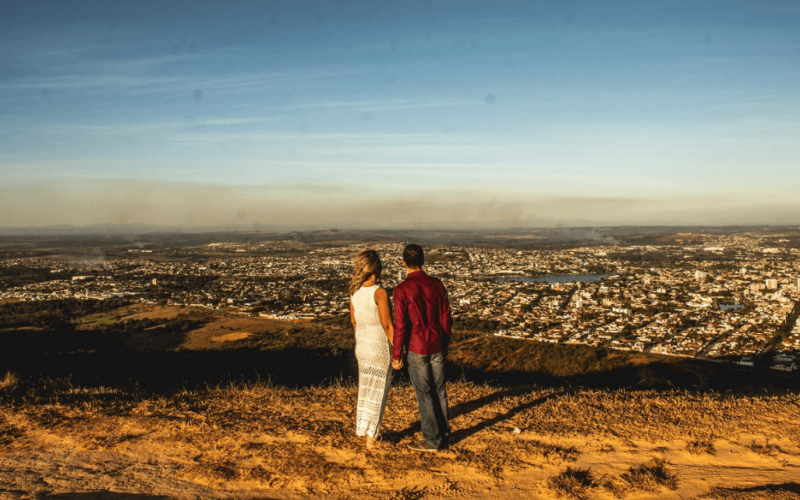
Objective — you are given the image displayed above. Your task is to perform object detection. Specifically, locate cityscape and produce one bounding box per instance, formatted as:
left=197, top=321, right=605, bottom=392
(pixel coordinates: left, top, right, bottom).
left=3, top=230, right=798, bottom=372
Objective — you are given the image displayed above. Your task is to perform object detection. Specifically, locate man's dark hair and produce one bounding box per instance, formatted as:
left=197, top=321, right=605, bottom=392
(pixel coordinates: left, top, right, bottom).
left=403, top=244, right=424, bottom=268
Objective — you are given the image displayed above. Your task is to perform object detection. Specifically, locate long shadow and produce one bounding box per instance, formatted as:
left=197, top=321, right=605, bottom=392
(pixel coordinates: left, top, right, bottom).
left=0, top=329, right=359, bottom=392
left=2, top=326, right=799, bottom=394
left=388, top=387, right=563, bottom=444
left=386, top=387, right=523, bottom=441
left=449, top=388, right=522, bottom=420
left=452, top=358, right=800, bottom=393
left=448, top=390, right=562, bottom=444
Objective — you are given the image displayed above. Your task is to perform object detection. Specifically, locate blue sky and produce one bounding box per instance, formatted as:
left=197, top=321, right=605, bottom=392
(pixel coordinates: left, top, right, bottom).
left=2, top=0, right=799, bottom=228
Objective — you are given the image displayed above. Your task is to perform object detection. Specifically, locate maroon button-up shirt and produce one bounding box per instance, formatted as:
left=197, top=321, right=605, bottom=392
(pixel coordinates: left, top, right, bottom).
left=392, top=271, right=452, bottom=361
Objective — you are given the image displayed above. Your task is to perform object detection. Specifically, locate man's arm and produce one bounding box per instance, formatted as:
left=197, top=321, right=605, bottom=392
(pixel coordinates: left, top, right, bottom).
left=440, top=285, right=452, bottom=337
left=392, top=288, right=407, bottom=361
left=440, top=284, right=452, bottom=354
left=375, top=287, right=394, bottom=345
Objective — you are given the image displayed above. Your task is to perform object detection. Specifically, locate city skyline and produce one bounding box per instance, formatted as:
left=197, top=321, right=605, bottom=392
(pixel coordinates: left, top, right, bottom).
left=2, top=0, right=800, bottom=228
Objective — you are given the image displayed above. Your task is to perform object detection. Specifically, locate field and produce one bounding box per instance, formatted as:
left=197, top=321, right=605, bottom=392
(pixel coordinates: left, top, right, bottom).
left=2, top=378, right=800, bottom=499
left=2, top=301, right=800, bottom=499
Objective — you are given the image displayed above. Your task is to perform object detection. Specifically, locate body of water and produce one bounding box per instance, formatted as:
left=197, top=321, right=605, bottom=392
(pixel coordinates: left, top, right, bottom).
left=494, top=273, right=610, bottom=284
left=719, top=303, right=745, bottom=311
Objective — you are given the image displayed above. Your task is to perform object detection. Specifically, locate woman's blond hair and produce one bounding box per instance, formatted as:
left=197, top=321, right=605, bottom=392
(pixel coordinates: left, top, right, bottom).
left=349, top=249, right=382, bottom=295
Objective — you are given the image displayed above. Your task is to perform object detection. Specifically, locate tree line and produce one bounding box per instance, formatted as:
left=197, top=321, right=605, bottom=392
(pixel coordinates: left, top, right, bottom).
left=0, top=298, right=130, bottom=330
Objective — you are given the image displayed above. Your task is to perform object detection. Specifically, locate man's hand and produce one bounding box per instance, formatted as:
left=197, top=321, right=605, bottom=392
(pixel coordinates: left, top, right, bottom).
left=392, top=359, right=403, bottom=370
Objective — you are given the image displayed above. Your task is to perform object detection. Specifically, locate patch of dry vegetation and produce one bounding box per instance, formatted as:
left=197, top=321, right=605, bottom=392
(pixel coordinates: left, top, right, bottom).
left=617, top=457, right=678, bottom=492
left=547, top=458, right=678, bottom=499
left=547, top=467, right=598, bottom=499
left=0, top=371, right=17, bottom=391
left=687, top=438, right=716, bottom=455
left=748, top=439, right=782, bottom=457
left=1, top=379, right=799, bottom=498
left=0, top=379, right=575, bottom=496
left=513, top=389, right=800, bottom=445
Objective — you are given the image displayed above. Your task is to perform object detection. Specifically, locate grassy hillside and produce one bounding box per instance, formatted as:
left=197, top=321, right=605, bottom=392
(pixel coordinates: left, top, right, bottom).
left=1, top=301, right=800, bottom=498
left=1, top=377, right=799, bottom=499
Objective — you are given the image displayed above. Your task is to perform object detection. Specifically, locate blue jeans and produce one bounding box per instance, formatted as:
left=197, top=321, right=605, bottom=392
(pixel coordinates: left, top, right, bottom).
left=407, top=351, right=449, bottom=448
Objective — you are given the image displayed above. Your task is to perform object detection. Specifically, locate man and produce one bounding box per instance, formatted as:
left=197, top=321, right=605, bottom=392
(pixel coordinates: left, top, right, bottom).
left=392, top=244, right=452, bottom=451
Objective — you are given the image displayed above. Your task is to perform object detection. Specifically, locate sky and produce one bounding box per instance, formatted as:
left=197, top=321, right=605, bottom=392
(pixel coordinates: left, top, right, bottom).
left=1, top=0, right=799, bottom=229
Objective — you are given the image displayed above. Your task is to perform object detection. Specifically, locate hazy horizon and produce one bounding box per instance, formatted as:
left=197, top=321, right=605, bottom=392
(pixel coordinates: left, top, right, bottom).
left=3, top=1, right=800, bottom=228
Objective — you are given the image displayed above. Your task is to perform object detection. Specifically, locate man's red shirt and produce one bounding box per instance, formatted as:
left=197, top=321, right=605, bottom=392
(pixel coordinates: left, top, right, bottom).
left=392, top=271, right=452, bottom=361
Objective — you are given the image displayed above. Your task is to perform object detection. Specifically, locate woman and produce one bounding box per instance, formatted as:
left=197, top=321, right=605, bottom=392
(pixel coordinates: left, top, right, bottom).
left=349, top=249, right=394, bottom=449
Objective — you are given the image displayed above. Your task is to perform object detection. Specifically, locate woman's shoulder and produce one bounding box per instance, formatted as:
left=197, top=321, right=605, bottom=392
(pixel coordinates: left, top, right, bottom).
left=353, top=284, right=378, bottom=296
left=373, top=286, right=389, bottom=300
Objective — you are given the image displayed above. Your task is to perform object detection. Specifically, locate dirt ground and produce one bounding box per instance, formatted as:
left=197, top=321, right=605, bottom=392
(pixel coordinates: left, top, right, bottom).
left=2, top=380, right=799, bottom=500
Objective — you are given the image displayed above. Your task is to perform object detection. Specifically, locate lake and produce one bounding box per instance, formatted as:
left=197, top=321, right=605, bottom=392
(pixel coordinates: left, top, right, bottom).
left=494, top=273, right=610, bottom=284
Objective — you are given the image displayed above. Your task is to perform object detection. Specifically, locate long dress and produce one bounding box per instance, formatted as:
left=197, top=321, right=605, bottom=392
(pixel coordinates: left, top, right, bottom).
left=351, top=284, right=393, bottom=438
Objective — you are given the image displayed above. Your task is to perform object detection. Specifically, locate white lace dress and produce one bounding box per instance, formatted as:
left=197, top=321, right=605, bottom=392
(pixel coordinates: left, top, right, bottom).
left=351, top=284, right=393, bottom=438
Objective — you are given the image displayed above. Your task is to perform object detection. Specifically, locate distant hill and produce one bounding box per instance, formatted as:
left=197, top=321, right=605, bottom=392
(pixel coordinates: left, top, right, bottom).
left=0, top=301, right=797, bottom=392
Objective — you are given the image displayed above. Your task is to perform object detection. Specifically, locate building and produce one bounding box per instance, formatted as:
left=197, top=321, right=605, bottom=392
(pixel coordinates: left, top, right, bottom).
left=766, top=279, right=778, bottom=290
left=695, top=270, right=707, bottom=281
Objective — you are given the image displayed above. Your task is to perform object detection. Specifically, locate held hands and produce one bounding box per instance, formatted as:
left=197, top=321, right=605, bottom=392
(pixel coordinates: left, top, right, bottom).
left=392, top=358, right=403, bottom=370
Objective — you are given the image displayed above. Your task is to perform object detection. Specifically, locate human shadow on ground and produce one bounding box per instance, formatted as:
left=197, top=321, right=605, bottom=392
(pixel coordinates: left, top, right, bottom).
left=448, top=390, right=562, bottom=445
left=385, top=387, right=520, bottom=442
left=386, top=387, right=563, bottom=445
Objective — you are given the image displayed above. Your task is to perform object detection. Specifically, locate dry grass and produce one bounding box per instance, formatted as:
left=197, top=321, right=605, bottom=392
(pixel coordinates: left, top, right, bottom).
left=513, top=389, right=800, bottom=444
left=0, top=371, right=18, bottom=391
left=547, top=467, right=598, bottom=499
left=687, top=438, right=716, bottom=455
left=547, top=457, right=679, bottom=498
left=1, top=379, right=799, bottom=498
left=618, top=457, right=678, bottom=492
left=1, top=379, right=577, bottom=493
left=749, top=439, right=782, bottom=457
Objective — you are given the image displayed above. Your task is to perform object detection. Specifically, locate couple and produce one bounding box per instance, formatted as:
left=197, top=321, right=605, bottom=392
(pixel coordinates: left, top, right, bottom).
left=348, top=244, right=452, bottom=452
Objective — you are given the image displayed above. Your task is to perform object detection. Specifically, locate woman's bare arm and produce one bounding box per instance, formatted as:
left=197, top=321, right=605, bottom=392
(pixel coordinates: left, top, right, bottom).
left=349, top=301, right=356, bottom=332
left=374, top=287, right=394, bottom=344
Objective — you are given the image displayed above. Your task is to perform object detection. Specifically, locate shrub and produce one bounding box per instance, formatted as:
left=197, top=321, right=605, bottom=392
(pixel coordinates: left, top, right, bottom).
left=748, top=439, right=781, bottom=457
left=0, top=371, right=19, bottom=391
left=687, top=439, right=715, bottom=455
left=619, top=457, right=678, bottom=492
left=547, top=467, right=598, bottom=499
